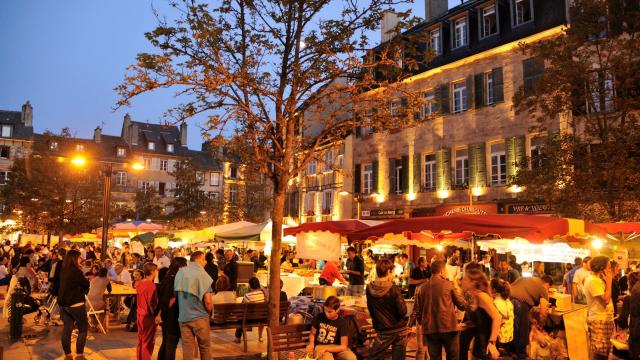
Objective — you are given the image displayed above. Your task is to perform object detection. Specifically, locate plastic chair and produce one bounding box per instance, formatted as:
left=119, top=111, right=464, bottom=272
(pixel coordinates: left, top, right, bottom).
left=85, top=296, right=106, bottom=334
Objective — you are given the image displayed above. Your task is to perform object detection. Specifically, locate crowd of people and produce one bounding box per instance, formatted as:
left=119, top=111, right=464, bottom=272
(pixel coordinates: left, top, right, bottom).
left=2, top=238, right=639, bottom=359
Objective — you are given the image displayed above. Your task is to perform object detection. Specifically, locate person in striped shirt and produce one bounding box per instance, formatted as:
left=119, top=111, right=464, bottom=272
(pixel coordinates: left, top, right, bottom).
left=234, top=277, right=265, bottom=343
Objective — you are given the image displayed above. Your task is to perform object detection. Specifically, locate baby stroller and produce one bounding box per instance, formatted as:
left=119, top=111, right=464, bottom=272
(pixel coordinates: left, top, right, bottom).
left=12, top=277, right=52, bottom=326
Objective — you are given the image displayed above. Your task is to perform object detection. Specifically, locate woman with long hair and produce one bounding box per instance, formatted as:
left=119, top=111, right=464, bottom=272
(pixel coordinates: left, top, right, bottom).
left=155, top=257, right=188, bottom=360
left=460, top=269, right=502, bottom=359
left=58, top=249, right=90, bottom=360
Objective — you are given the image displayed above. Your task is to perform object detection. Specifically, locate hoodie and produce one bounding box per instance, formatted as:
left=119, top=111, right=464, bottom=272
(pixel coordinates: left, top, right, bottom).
left=366, top=280, right=407, bottom=333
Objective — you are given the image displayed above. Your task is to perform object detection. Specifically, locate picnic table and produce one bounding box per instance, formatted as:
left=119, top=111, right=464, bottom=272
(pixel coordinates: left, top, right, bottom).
left=103, top=283, right=136, bottom=332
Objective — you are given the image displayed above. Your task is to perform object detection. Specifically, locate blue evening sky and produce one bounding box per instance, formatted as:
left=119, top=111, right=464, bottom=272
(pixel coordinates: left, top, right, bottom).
left=0, top=0, right=458, bottom=150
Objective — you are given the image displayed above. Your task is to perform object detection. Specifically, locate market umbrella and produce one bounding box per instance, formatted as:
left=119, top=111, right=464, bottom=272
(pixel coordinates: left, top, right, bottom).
left=130, top=232, right=156, bottom=244
left=111, top=221, right=166, bottom=232
left=347, top=214, right=604, bottom=244
left=283, top=219, right=381, bottom=237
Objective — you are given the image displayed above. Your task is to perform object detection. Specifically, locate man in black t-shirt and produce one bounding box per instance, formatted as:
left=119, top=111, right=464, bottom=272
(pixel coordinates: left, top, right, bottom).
left=345, top=247, right=365, bottom=297
left=306, top=296, right=356, bottom=359
left=409, top=256, right=431, bottom=298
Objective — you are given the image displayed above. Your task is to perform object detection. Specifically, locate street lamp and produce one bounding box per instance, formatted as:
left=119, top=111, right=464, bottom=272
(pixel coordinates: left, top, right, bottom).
left=68, top=154, right=144, bottom=260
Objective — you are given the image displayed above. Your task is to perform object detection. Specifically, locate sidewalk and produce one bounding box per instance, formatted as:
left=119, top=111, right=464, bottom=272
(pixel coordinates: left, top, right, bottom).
left=0, top=311, right=267, bottom=359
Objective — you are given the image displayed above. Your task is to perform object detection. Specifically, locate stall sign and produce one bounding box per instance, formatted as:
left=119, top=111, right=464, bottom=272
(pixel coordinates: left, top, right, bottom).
left=613, top=249, right=629, bottom=271
left=435, top=203, right=497, bottom=216
left=500, top=202, right=555, bottom=215
left=361, top=208, right=404, bottom=219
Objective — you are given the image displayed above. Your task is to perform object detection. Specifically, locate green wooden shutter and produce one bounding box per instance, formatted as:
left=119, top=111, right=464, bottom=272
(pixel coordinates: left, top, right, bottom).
left=469, top=142, right=487, bottom=188
left=437, top=83, right=450, bottom=114
left=354, top=164, right=361, bottom=194
left=389, top=158, right=397, bottom=194
left=372, top=160, right=379, bottom=193
left=505, top=136, right=527, bottom=183
left=413, top=153, right=421, bottom=193
left=466, top=76, right=474, bottom=111
left=474, top=73, right=484, bottom=108
left=401, top=155, right=410, bottom=194
left=355, top=126, right=362, bottom=138
left=436, top=148, right=451, bottom=191
left=492, top=67, right=504, bottom=103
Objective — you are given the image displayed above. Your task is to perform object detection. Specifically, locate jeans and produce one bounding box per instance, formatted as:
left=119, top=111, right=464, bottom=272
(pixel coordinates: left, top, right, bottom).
left=425, top=331, right=460, bottom=360
left=157, top=323, right=181, bottom=360
left=60, top=305, right=89, bottom=355
left=511, top=299, right=531, bottom=360
left=179, top=317, right=211, bottom=360
left=347, top=285, right=365, bottom=297
left=368, top=329, right=408, bottom=360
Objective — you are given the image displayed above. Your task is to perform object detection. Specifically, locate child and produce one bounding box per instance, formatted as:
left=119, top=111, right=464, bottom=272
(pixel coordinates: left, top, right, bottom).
left=491, top=278, right=514, bottom=354
left=529, top=307, right=568, bottom=360
left=136, top=263, right=158, bottom=360
left=306, top=296, right=356, bottom=360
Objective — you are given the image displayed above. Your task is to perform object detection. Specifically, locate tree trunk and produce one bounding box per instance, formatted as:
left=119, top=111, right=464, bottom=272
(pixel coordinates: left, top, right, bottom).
left=268, top=183, right=287, bottom=328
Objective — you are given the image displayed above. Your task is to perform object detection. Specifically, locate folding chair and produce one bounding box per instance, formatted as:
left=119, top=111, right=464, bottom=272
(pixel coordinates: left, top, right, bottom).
left=85, top=296, right=106, bottom=334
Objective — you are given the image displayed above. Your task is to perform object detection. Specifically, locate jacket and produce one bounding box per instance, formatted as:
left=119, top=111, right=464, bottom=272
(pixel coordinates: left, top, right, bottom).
left=58, top=266, right=90, bottom=307
left=413, top=274, right=467, bottom=334
left=365, top=280, right=407, bottom=333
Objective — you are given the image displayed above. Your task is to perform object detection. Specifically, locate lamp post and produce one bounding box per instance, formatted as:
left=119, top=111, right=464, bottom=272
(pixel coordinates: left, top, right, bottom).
left=68, top=155, right=144, bottom=260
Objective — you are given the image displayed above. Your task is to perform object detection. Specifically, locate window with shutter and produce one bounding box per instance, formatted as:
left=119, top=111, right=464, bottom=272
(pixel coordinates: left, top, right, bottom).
left=389, top=158, right=397, bottom=194
left=354, top=164, right=362, bottom=193
left=469, top=143, right=487, bottom=188
left=453, top=81, right=467, bottom=113
left=438, top=83, right=450, bottom=114
left=530, top=136, right=545, bottom=170
left=424, top=154, right=436, bottom=190
left=455, top=148, right=469, bottom=187
left=372, top=160, right=379, bottom=194
left=401, top=155, right=409, bottom=194
left=475, top=73, right=485, bottom=108
left=362, top=164, right=373, bottom=195
left=492, top=67, right=504, bottom=103
left=436, top=148, right=452, bottom=191
left=490, top=143, right=507, bottom=185
left=413, top=153, right=421, bottom=193
left=523, top=57, right=544, bottom=96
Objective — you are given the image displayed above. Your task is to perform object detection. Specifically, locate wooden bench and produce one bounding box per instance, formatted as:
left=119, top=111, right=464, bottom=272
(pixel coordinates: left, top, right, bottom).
left=211, top=301, right=289, bottom=352
left=267, top=321, right=377, bottom=360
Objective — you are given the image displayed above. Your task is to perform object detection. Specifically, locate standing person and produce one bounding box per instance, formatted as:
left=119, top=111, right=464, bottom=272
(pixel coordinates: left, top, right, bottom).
left=319, top=259, right=348, bottom=286
left=156, top=257, right=188, bottom=360
left=412, top=260, right=466, bottom=360
left=58, top=250, right=90, bottom=360
left=136, top=263, right=159, bottom=360
left=203, top=252, right=218, bottom=290
left=153, top=246, right=171, bottom=283
left=584, top=256, right=615, bottom=360
left=305, top=296, right=356, bottom=360
left=509, top=275, right=552, bottom=360
left=408, top=256, right=431, bottom=298
left=223, top=249, right=238, bottom=291
left=564, top=257, right=582, bottom=295
left=366, top=259, right=408, bottom=360
left=490, top=278, right=514, bottom=355
left=345, top=247, right=365, bottom=296
left=628, top=271, right=640, bottom=359
left=572, top=256, right=591, bottom=304
left=215, top=249, right=226, bottom=270
left=48, top=248, right=67, bottom=297
left=363, top=249, right=375, bottom=279
left=445, top=249, right=461, bottom=283
left=174, top=251, right=213, bottom=360
left=532, top=262, right=545, bottom=278
left=459, top=269, right=501, bottom=360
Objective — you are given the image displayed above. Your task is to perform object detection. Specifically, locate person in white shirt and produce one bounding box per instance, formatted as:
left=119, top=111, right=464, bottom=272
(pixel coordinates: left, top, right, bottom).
left=104, top=259, right=118, bottom=280
left=584, top=256, right=614, bottom=360
left=153, top=246, right=171, bottom=283
left=572, top=256, right=591, bottom=304
left=0, top=256, right=10, bottom=285
left=114, top=263, right=133, bottom=286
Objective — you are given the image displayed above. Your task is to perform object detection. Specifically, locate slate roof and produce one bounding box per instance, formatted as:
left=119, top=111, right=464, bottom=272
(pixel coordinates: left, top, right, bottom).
left=0, top=110, right=34, bottom=140
left=129, top=121, right=188, bottom=156
left=186, top=149, right=223, bottom=171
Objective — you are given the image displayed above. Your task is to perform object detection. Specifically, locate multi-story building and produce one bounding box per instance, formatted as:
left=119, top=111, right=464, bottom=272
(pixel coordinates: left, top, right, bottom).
left=351, top=0, right=567, bottom=220
left=289, top=0, right=569, bottom=222
left=0, top=101, right=34, bottom=188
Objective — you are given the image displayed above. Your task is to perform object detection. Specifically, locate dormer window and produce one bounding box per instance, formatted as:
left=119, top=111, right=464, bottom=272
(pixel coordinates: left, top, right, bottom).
left=76, top=144, right=84, bottom=152
left=49, top=141, right=58, bottom=151
left=116, top=147, right=126, bottom=157
left=229, top=166, right=238, bottom=179
left=1, top=125, right=12, bottom=138
left=148, top=141, right=155, bottom=151
left=512, top=0, right=533, bottom=27
left=428, top=28, right=441, bottom=56
left=480, top=5, right=498, bottom=38
left=453, top=17, right=468, bottom=49
left=166, top=144, right=174, bottom=153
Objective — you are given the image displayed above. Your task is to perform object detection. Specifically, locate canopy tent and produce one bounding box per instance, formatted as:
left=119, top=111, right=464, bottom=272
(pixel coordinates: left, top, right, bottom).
left=347, top=215, right=605, bottom=244
left=369, top=231, right=474, bottom=249
left=283, top=219, right=382, bottom=237
left=598, top=222, right=640, bottom=234
left=96, top=221, right=167, bottom=239
left=214, top=220, right=294, bottom=243
left=476, top=238, right=591, bottom=264
left=172, top=221, right=257, bottom=244
left=64, top=233, right=101, bottom=243
left=130, top=232, right=156, bottom=244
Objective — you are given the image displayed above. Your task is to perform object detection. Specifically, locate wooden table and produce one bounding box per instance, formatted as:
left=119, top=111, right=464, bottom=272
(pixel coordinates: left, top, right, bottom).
left=103, top=283, right=136, bottom=332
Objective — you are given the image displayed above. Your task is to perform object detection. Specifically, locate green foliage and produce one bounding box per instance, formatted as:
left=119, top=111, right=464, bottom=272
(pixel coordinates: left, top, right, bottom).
left=134, top=188, right=164, bottom=221
left=1, top=132, right=104, bottom=235
left=167, top=159, right=220, bottom=228
left=513, top=0, right=640, bottom=221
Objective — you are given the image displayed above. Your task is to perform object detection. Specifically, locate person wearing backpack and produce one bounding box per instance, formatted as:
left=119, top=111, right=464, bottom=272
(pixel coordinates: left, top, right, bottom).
left=366, top=259, right=408, bottom=360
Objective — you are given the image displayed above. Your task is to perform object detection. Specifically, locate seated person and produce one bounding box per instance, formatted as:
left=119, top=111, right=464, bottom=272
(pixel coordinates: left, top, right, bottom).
left=87, top=268, right=111, bottom=311
left=15, top=257, right=40, bottom=292
left=234, top=277, right=266, bottom=343
left=529, top=307, right=568, bottom=360
left=212, top=275, right=236, bottom=304
left=306, top=296, right=356, bottom=360
left=114, top=263, right=132, bottom=286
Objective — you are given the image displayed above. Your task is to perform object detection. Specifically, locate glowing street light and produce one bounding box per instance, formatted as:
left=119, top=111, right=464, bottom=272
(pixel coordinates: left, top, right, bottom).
left=130, top=162, right=145, bottom=170
left=70, top=155, right=87, bottom=167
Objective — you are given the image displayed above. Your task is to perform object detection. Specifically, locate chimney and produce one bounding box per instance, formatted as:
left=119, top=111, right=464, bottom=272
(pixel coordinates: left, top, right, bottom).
left=425, top=0, right=448, bottom=21
left=93, top=126, right=102, bottom=143
left=180, top=122, right=188, bottom=146
left=381, top=11, right=400, bottom=43
left=21, top=101, right=33, bottom=127
left=122, top=113, right=131, bottom=143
